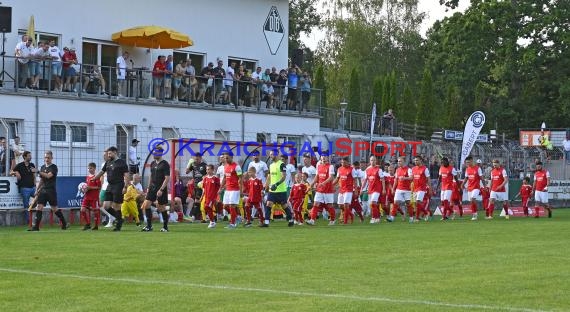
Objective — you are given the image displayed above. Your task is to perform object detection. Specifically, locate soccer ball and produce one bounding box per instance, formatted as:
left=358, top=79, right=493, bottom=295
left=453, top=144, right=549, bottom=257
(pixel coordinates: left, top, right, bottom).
left=78, top=182, right=88, bottom=193
left=197, top=181, right=203, bottom=189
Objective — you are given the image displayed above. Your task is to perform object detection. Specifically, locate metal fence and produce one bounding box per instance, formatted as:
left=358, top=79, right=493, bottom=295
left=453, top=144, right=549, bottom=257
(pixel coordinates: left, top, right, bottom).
left=1, top=55, right=323, bottom=114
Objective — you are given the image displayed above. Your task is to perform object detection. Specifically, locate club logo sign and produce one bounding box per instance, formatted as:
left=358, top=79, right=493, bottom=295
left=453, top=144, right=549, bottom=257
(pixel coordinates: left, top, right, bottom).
left=263, top=6, right=285, bottom=55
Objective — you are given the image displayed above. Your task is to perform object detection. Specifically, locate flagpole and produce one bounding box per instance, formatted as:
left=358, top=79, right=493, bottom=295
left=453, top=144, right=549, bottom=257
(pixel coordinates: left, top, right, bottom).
left=369, top=103, right=376, bottom=160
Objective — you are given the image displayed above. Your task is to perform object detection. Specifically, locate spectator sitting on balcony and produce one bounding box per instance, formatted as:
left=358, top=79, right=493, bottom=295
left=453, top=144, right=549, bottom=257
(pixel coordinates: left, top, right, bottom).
left=300, top=72, right=311, bottom=111
left=261, top=80, right=275, bottom=109
left=152, top=55, right=166, bottom=100
left=382, top=109, right=395, bottom=135
left=198, top=62, right=214, bottom=104
left=82, top=65, right=107, bottom=95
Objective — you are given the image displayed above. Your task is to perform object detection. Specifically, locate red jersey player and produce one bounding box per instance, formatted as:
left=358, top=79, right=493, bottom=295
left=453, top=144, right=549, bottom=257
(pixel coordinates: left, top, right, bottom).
left=307, top=154, right=336, bottom=226
left=201, top=164, right=221, bottom=228
left=515, top=177, right=533, bottom=217
left=411, top=155, right=430, bottom=222
left=438, top=157, right=457, bottom=220
left=334, top=156, right=360, bottom=225
left=389, top=156, right=414, bottom=223
left=289, top=174, right=308, bottom=225
left=532, top=161, right=551, bottom=218
left=244, top=166, right=264, bottom=226
left=350, top=185, right=365, bottom=223
left=450, top=177, right=463, bottom=218
left=384, top=163, right=400, bottom=218
left=362, top=155, right=386, bottom=224
left=461, top=156, right=485, bottom=220
left=220, top=152, right=242, bottom=229
left=488, top=159, right=509, bottom=219
left=81, top=162, right=102, bottom=230
left=481, top=183, right=490, bottom=215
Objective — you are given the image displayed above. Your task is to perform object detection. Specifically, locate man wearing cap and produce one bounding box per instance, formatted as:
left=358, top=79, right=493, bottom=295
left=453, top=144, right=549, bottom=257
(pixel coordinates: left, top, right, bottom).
left=62, top=47, right=79, bottom=92
left=129, top=139, right=140, bottom=174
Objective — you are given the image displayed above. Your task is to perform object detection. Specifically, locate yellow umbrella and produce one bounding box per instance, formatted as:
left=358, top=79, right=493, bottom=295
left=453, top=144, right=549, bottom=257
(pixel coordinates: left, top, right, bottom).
left=26, top=15, right=35, bottom=45
left=111, top=25, right=193, bottom=49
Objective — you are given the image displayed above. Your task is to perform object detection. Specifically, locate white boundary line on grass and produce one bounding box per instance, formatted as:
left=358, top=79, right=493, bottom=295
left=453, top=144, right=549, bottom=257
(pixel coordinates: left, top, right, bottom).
left=0, top=267, right=551, bottom=312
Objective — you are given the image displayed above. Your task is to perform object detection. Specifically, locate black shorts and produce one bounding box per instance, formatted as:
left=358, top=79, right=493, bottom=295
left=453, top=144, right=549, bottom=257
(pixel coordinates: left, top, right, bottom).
left=105, top=182, right=125, bottom=204
left=146, top=186, right=168, bottom=205
left=267, top=192, right=287, bottom=204
left=37, top=189, right=58, bottom=206
left=287, top=88, right=297, bottom=101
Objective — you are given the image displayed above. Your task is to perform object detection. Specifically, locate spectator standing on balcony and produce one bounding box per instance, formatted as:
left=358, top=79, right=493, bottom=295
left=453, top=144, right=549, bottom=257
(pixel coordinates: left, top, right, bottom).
left=213, top=60, right=227, bottom=104
left=48, top=40, right=63, bottom=93
left=128, top=139, right=140, bottom=174
left=116, top=51, right=129, bottom=97
left=287, top=65, right=301, bottom=110
left=152, top=55, right=166, bottom=100
left=262, top=68, right=271, bottom=83
left=198, top=62, right=214, bottom=104
left=275, top=69, right=287, bottom=110
left=225, top=61, right=236, bottom=106
left=240, top=68, right=253, bottom=107
left=62, top=47, right=78, bottom=92
left=563, top=133, right=570, bottom=165
left=382, top=109, right=395, bottom=135
left=184, top=59, right=197, bottom=101
left=15, top=35, right=33, bottom=89
left=300, top=72, right=312, bottom=111
left=164, top=55, right=174, bottom=100
left=173, top=59, right=185, bottom=101
left=251, top=66, right=263, bottom=106
left=269, top=67, right=279, bottom=83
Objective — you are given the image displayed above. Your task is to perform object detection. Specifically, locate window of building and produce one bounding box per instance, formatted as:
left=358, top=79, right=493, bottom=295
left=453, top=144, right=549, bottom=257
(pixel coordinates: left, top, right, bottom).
left=82, top=39, right=119, bottom=94
left=0, top=119, right=21, bottom=139
left=18, top=29, right=60, bottom=47
left=116, top=124, right=134, bottom=160
left=214, top=130, right=229, bottom=141
left=173, top=51, right=205, bottom=72
left=50, top=122, right=92, bottom=147
left=228, top=57, right=257, bottom=73
left=257, top=133, right=269, bottom=143
left=162, top=127, right=179, bottom=139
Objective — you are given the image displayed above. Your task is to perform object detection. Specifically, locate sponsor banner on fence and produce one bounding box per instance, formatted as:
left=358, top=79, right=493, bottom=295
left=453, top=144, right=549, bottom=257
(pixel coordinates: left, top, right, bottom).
left=0, top=176, right=85, bottom=210
left=0, top=177, right=24, bottom=209
left=548, top=180, right=570, bottom=200
left=444, top=130, right=489, bottom=143
left=519, top=130, right=551, bottom=147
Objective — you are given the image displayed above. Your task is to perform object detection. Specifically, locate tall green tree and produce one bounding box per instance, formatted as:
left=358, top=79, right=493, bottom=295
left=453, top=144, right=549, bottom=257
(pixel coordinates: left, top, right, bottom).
left=372, top=76, right=383, bottom=110
left=313, top=65, right=327, bottom=109
left=347, top=67, right=361, bottom=112
left=416, top=69, right=435, bottom=134
left=445, top=85, right=462, bottom=129
left=399, top=83, right=415, bottom=124
left=288, top=0, right=321, bottom=56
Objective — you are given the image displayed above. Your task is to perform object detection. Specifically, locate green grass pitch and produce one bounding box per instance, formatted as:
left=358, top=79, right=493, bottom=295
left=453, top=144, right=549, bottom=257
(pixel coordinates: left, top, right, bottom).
left=1, top=210, right=569, bottom=312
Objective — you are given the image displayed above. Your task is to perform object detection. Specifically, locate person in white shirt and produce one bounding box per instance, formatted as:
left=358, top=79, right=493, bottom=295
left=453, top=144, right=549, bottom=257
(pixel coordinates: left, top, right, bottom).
left=225, top=61, right=236, bottom=105
left=563, top=134, right=570, bottom=165
left=301, top=154, right=316, bottom=184
left=48, top=40, right=63, bottom=92
left=116, top=51, right=129, bottom=97
left=11, top=136, right=25, bottom=164
left=129, top=139, right=140, bottom=174
left=251, top=66, right=263, bottom=105
left=247, top=152, right=268, bottom=184
left=15, top=35, right=33, bottom=88
left=30, top=41, right=50, bottom=89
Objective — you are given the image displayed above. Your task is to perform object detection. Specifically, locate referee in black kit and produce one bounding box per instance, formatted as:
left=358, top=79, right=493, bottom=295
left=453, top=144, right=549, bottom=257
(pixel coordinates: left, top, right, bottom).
left=29, top=151, right=68, bottom=231
left=141, top=144, right=171, bottom=232
left=92, top=146, right=129, bottom=231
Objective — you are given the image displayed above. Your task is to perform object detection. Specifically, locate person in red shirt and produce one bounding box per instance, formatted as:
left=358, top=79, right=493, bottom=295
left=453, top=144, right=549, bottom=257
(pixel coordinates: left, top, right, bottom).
left=389, top=156, right=414, bottom=223
left=423, top=185, right=433, bottom=220
left=244, top=167, right=263, bottom=226
left=532, top=161, right=551, bottom=218
left=201, top=164, right=221, bottom=228
left=152, top=55, right=167, bottom=100
left=81, top=162, right=102, bottom=230
left=450, top=177, right=463, bottom=218
left=362, top=156, right=386, bottom=224
left=481, top=184, right=490, bottom=216
left=488, top=159, right=510, bottom=219
left=62, top=47, right=78, bottom=92
left=515, top=177, right=533, bottom=217
left=461, top=156, right=485, bottom=220
left=350, top=185, right=365, bottom=223
left=219, top=152, right=243, bottom=229
left=334, top=157, right=360, bottom=225
left=307, top=154, right=336, bottom=225
left=438, top=157, right=457, bottom=220
left=289, top=174, right=308, bottom=225
left=383, top=163, right=400, bottom=217
left=412, top=156, right=430, bottom=221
